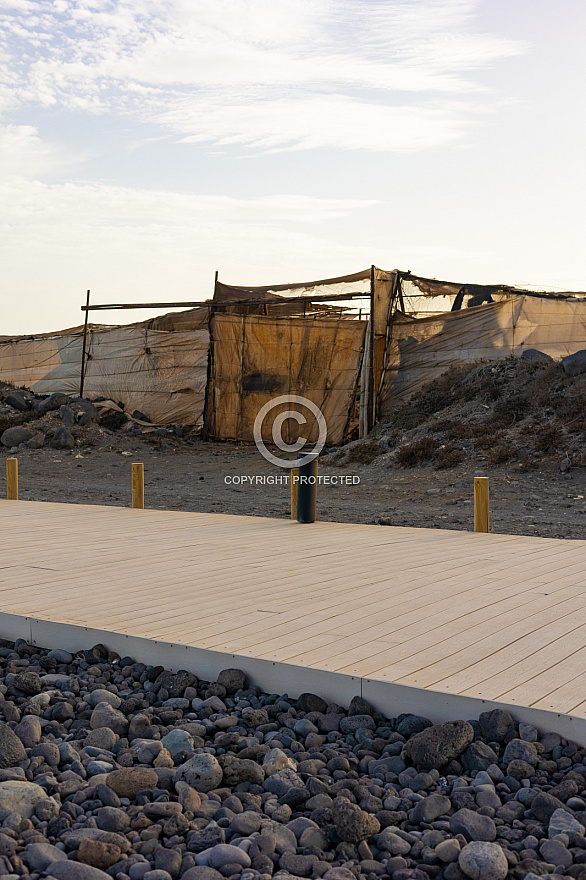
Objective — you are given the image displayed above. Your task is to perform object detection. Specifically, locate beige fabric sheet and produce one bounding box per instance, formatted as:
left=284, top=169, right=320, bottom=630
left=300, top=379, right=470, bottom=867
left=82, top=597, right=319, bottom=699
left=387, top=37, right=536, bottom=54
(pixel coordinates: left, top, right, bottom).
left=84, top=327, right=208, bottom=425
left=0, top=335, right=83, bottom=393
left=207, top=312, right=366, bottom=445
left=379, top=295, right=586, bottom=415
left=0, top=326, right=209, bottom=426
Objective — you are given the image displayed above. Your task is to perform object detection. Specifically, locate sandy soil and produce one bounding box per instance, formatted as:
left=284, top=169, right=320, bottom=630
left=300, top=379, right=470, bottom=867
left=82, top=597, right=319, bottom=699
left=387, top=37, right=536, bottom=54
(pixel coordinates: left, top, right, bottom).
left=5, top=436, right=586, bottom=540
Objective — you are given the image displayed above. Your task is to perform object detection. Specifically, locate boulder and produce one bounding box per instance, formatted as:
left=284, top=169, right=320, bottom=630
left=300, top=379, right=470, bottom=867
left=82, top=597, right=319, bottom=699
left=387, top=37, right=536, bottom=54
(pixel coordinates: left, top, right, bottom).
left=25, top=841, right=68, bottom=871
left=105, top=767, right=158, bottom=799
left=77, top=838, right=121, bottom=870
left=219, top=755, right=265, bottom=786
left=0, top=722, right=27, bottom=768
left=332, top=798, right=380, bottom=843
left=4, top=390, right=30, bottom=411
left=45, top=861, right=112, bottom=880
left=562, top=349, right=586, bottom=376
left=520, top=349, right=553, bottom=363
left=90, top=702, right=128, bottom=736
left=478, top=709, right=515, bottom=743
left=49, top=426, right=75, bottom=449
left=216, top=668, right=247, bottom=694
left=154, top=669, right=198, bottom=697
left=13, top=671, right=42, bottom=695
left=34, top=392, right=70, bottom=413
left=461, top=742, right=499, bottom=773
left=262, top=767, right=305, bottom=796
left=459, top=841, right=508, bottom=880
left=404, top=720, right=474, bottom=770
left=0, top=780, right=49, bottom=819
left=450, top=808, right=497, bottom=842
left=174, top=753, right=223, bottom=792
left=26, top=432, right=45, bottom=449
left=1, top=426, right=32, bottom=447
left=297, top=693, right=328, bottom=714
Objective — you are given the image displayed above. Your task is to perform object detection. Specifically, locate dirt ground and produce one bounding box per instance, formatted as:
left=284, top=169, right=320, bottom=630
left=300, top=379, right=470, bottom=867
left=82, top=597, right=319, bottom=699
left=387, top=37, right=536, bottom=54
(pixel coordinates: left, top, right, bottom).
left=5, top=437, right=586, bottom=540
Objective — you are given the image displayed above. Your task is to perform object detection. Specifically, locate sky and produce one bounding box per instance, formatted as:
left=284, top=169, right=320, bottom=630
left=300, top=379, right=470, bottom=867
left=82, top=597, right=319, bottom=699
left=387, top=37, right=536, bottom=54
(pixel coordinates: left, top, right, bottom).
left=1, top=0, right=585, bottom=334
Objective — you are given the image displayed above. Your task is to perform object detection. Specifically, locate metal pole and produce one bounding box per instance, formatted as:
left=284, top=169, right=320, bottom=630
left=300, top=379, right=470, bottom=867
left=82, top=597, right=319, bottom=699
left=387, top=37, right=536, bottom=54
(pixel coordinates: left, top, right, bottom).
left=80, top=289, right=90, bottom=398
left=296, top=456, right=318, bottom=524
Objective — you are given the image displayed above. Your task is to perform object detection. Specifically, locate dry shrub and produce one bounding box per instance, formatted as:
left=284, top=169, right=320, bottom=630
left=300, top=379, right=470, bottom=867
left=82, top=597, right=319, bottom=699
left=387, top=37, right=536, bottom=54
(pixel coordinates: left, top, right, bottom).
left=550, top=394, right=585, bottom=421
left=489, top=393, right=530, bottom=428
left=481, top=376, right=505, bottom=400
left=345, top=440, right=386, bottom=465
left=534, top=362, right=571, bottom=408
left=392, top=363, right=482, bottom=430
left=516, top=456, right=539, bottom=473
left=534, top=424, right=563, bottom=453
left=396, top=436, right=438, bottom=467
left=430, top=418, right=472, bottom=440
left=434, top=446, right=464, bottom=470
left=489, top=445, right=517, bottom=465
left=319, top=449, right=345, bottom=467
left=471, top=425, right=504, bottom=448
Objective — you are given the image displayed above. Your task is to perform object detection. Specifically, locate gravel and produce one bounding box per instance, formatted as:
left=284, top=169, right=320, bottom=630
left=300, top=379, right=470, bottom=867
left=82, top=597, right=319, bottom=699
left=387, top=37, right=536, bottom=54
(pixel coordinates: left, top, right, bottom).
left=0, top=638, right=584, bottom=880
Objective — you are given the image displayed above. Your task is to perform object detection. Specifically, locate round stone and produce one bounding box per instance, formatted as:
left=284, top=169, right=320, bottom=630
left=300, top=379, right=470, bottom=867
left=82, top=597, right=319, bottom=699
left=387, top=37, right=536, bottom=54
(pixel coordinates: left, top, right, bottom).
left=174, top=753, right=223, bottom=792
left=459, top=841, right=508, bottom=880
left=105, top=767, right=158, bottom=799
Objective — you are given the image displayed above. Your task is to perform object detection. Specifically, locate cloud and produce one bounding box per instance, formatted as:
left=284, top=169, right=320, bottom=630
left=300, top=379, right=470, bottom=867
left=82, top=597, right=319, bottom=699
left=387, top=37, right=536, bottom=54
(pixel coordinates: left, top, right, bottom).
left=0, top=136, right=379, bottom=332
left=0, top=122, right=70, bottom=176
left=0, top=0, right=528, bottom=152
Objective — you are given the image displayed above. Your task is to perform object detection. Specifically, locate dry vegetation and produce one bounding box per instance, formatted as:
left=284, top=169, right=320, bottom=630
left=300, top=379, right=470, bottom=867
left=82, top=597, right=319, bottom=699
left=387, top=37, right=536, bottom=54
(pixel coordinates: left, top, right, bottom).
left=325, top=356, right=586, bottom=476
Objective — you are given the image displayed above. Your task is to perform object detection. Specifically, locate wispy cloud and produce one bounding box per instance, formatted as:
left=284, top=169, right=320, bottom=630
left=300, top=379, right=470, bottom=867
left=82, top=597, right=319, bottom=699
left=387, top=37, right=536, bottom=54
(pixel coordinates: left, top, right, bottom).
left=0, top=0, right=527, bottom=153
left=0, top=121, right=379, bottom=332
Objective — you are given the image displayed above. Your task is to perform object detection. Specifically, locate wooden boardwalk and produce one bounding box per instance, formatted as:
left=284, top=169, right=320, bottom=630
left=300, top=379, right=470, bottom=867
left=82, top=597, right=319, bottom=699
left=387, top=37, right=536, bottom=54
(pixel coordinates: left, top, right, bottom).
left=1, top=501, right=586, bottom=735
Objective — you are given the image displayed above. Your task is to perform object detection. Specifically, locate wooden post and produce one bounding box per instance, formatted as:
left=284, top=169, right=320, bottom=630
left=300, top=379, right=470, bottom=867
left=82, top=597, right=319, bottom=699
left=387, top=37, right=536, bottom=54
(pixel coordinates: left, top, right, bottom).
left=368, top=264, right=375, bottom=431
left=290, top=468, right=298, bottom=520
left=6, top=458, right=18, bottom=500
left=474, top=476, right=489, bottom=532
left=80, top=289, right=90, bottom=398
left=132, top=463, right=144, bottom=509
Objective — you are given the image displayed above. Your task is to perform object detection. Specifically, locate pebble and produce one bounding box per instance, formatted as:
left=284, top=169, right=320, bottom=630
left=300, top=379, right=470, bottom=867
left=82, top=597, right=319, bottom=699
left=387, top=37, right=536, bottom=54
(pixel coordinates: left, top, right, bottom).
left=436, top=838, right=461, bottom=862
left=0, top=780, right=49, bottom=819
left=450, top=808, right=497, bottom=842
left=0, top=636, right=581, bottom=880
left=459, top=841, right=509, bottom=880
left=0, top=723, right=26, bottom=769
left=548, top=807, right=585, bottom=838
left=174, top=753, right=223, bottom=791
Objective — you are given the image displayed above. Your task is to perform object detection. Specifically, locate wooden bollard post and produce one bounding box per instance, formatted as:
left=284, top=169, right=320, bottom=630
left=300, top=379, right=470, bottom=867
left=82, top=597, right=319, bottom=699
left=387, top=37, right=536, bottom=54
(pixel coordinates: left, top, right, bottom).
left=474, top=476, right=489, bottom=532
left=6, top=458, right=18, bottom=500
left=290, top=468, right=298, bottom=520
left=132, top=462, right=144, bottom=509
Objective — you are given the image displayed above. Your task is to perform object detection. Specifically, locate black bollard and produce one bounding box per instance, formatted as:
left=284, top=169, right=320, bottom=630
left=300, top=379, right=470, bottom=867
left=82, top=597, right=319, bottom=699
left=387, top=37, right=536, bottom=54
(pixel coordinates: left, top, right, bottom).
left=296, top=455, right=318, bottom=523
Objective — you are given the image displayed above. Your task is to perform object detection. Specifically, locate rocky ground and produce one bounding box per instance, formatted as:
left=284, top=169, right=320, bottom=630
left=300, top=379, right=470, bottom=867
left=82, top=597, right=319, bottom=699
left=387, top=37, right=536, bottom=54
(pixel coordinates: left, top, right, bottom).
left=0, top=638, right=584, bottom=880
left=2, top=366, right=586, bottom=538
